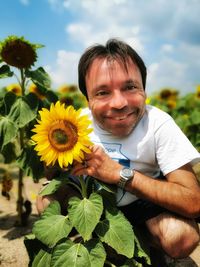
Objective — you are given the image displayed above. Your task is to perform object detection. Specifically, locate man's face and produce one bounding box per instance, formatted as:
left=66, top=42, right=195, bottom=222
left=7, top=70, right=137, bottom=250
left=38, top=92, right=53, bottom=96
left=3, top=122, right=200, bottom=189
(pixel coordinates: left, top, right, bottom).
left=86, top=58, right=146, bottom=137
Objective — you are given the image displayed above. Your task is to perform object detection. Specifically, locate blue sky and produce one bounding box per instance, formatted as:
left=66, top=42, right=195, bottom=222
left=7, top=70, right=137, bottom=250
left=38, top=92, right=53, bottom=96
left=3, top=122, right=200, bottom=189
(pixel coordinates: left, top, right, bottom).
left=1, top=0, right=200, bottom=95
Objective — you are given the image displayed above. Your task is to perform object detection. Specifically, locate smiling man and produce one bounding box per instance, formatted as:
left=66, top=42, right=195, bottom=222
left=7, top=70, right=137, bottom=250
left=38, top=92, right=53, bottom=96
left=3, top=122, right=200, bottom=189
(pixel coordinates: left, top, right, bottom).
left=72, top=38, right=200, bottom=260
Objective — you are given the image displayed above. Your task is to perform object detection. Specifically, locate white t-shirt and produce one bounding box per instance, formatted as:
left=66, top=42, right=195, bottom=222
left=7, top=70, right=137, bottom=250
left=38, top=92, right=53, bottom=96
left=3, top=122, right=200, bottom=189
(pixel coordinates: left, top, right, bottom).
left=83, top=105, right=200, bottom=206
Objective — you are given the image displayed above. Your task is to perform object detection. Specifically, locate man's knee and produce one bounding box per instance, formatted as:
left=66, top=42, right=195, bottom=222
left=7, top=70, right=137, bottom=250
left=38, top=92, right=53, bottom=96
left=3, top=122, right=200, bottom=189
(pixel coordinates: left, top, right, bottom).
left=146, top=212, right=200, bottom=259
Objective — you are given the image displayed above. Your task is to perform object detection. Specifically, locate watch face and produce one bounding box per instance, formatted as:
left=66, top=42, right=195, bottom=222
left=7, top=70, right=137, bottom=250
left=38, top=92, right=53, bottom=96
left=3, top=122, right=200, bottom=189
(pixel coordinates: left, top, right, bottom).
left=122, top=168, right=133, bottom=178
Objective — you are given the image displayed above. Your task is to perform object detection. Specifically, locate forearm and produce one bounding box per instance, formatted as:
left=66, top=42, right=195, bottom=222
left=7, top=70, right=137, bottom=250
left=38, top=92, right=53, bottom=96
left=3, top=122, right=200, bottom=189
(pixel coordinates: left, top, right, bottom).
left=125, top=170, right=200, bottom=218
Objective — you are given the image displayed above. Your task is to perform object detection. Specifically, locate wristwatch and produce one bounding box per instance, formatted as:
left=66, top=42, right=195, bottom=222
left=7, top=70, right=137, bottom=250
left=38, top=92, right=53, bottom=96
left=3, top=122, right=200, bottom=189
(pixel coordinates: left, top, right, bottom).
left=118, top=167, right=135, bottom=189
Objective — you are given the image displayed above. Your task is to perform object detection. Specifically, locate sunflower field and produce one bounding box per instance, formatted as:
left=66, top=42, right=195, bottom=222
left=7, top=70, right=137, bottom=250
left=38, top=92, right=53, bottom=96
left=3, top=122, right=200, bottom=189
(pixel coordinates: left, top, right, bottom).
left=0, top=35, right=200, bottom=267
left=147, top=86, right=200, bottom=152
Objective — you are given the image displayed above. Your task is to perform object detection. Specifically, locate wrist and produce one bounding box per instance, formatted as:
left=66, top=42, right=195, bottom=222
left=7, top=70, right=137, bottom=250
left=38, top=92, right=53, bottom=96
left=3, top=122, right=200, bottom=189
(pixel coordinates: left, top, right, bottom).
left=117, top=167, right=135, bottom=189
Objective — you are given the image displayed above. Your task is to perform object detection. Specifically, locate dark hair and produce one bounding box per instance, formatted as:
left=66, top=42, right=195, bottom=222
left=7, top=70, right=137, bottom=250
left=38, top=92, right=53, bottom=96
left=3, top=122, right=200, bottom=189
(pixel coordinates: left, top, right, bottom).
left=78, top=38, right=147, bottom=99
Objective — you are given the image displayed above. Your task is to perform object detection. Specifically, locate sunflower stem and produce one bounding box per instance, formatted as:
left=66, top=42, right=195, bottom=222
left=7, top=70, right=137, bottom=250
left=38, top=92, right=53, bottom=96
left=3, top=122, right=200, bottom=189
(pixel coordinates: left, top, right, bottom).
left=79, top=175, right=87, bottom=198
left=16, top=68, right=27, bottom=225
left=20, top=68, right=26, bottom=95
left=66, top=181, right=82, bottom=195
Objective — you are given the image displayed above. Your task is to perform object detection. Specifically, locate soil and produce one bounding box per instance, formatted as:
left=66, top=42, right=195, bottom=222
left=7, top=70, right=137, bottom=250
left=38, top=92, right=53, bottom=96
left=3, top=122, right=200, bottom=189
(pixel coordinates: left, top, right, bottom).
left=0, top=171, right=200, bottom=267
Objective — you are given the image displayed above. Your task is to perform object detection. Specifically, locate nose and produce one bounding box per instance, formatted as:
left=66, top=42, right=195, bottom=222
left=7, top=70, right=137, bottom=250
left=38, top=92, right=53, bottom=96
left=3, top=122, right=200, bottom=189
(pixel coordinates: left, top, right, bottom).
left=109, top=91, right=128, bottom=109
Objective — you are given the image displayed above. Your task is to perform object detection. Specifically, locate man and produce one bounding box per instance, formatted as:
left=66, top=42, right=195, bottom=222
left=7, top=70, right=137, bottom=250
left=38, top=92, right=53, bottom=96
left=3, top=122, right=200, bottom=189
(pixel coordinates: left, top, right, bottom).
left=71, top=38, right=200, bottom=259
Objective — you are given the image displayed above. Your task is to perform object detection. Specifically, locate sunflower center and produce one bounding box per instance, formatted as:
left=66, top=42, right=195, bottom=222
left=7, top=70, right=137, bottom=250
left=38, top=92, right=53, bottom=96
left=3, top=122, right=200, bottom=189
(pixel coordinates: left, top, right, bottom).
left=52, top=129, right=68, bottom=144
left=49, top=120, right=78, bottom=152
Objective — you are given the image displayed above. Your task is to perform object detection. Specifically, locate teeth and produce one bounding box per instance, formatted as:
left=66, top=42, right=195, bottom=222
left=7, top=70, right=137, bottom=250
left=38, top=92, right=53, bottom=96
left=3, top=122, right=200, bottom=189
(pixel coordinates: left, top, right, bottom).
left=113, top=116, right=127, bottom=120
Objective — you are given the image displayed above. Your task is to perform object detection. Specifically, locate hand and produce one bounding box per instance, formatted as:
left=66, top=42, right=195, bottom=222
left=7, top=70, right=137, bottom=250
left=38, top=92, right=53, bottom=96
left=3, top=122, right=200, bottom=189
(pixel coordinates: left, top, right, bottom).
left=71, top=145, right=122, bottom=184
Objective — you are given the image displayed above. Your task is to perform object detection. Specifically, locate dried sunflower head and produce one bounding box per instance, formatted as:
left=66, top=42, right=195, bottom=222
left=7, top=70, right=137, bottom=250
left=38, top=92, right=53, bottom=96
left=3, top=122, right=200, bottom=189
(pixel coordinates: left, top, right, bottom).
left=0, top=35, right=44, bottom=69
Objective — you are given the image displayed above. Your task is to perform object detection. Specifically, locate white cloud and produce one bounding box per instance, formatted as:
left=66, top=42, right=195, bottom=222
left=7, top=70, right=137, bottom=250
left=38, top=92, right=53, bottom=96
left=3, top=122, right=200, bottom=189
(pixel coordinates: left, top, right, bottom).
left=19, top=0, right=29, bottom=5
left=66, top=22, right=143, bottom=53
left=147, top=58, right=189, bottom=95
left=161, top=44, right=174, bottom=54
left=45, top=50, right=80, bottom=89
left=47, top=0, right=200, bottom=95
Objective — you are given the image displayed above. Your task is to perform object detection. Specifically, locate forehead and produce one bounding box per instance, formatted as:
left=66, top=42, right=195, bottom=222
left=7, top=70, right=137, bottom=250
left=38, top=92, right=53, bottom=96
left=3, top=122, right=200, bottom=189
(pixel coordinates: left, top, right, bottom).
left=86, top=57, right=141, bottom=81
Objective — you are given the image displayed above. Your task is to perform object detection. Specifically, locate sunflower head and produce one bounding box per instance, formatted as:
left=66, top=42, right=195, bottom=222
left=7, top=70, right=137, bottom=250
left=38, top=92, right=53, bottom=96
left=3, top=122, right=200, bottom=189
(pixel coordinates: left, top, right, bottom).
left=29, top=83, right=46, bottom=100
left=0, top=35, right=44, bottom=69
left=6, top=83, right=22, bottom=96
left=58, top=84, right=78, bottom=94
left=31, top=101, right=93, bottom=168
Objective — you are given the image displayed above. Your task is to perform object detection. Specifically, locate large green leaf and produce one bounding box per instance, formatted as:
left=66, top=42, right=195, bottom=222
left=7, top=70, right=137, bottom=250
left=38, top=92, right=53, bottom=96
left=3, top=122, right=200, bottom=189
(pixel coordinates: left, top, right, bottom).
left=0, top=64, right=13, bottom=78
left=33, top=202, right=72, bottom=247
left=17, top=146, right=44, bottom=181
left=32, top=249, right=52, bottom=267
left=0, top=116, right=18, bottom=150
left=50, top=240, right=74, bottom=266
left=95, top=207, right=135, bottom=258
left=8, top=97, right=37, bottom=128
left=51, top=242, right=91, bottom=267
left=41, top=201, right=62, bottom=218
left=68, top=193, right=103, bottom=241
left=38, top=179, right=62, bottom=196
left=84, top=239, right=106, bottom=267
left=25, top=67, right=51, bottom=89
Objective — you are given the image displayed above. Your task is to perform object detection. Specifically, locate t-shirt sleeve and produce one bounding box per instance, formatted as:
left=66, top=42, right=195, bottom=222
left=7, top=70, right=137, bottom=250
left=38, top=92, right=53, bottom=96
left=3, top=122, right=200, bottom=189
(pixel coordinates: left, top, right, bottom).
left=155, top=118, right=200, bottom=175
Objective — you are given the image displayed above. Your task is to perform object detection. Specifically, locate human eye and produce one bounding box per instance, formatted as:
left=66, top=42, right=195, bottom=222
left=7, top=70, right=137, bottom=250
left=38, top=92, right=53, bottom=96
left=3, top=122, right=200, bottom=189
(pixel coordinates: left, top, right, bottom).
left=95, top=90, right=109, bottom=97
left=124, top=82, right=136, bottom=91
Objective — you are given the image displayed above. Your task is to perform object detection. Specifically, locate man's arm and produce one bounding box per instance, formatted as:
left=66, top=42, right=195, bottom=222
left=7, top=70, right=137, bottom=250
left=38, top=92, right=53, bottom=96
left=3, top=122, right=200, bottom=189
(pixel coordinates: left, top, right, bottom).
left=127, top=163, right=200, bottom=218
left=72, top=145, right=200, bottom=218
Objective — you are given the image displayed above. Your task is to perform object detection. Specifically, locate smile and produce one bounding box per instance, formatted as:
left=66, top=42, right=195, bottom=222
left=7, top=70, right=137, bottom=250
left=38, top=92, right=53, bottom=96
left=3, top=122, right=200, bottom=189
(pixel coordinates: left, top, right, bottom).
left=107, top=112, right=135, bottom=121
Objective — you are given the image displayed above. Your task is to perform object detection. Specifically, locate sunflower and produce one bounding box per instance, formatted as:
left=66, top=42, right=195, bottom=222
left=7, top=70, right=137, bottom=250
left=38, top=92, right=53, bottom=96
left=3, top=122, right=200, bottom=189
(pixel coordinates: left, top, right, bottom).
left=29, top=83, right=46, bottom=100
left=31, top=101, right=93, bottom=168
left=6, top=83, right=22, bottom=96
left=0, top=35, right=43, bottom=69
left=58, top=84, right=78, bottom=94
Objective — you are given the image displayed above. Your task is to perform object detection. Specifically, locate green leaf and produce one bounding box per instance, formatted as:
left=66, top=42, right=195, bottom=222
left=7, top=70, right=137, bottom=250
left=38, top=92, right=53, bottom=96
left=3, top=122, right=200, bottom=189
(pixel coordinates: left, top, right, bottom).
left=191, top=109, right=200, bottom=124
left=8, top=96, right=38, bottom=128
left=84, top=239, right=106, bottom=267
left=33, top=204, right=72, bottom=247
left=25, top=67, right=51, bottom=89
left=39, top=179, right=62, bottom=196
left=95, top=207, right=135, bottom=258
left=45, top=90, right=58, bottom=103
left=51, top=242, right=91, bottom=267
left=41, top=201, right=61, bottom=218
left=68, top=193, right=103, bottom=241
left=32, top=249, right=52, bottom=267
left=0, top=116, right=18, bottom=150
left=50, top=239, right=74, bottom=266
left=0, top=64, right=13, bottom=78
left=1, top=142, right=16, bottom=163
left=17, top=146, right=44, bottom=181
left=0, top=91, right=16, bottom=116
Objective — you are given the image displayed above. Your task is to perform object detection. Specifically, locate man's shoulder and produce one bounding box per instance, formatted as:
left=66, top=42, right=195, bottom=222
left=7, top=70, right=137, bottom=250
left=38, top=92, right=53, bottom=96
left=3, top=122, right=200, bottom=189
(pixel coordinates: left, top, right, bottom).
left=145, top=105, right=172, bottom=122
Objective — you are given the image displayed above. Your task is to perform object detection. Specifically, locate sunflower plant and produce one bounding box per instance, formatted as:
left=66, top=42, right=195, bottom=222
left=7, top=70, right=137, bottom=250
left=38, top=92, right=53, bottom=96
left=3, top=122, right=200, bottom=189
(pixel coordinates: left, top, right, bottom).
left=24, top=101, right=151, bottom=266
left=0, top=35, right=58, bottom=225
